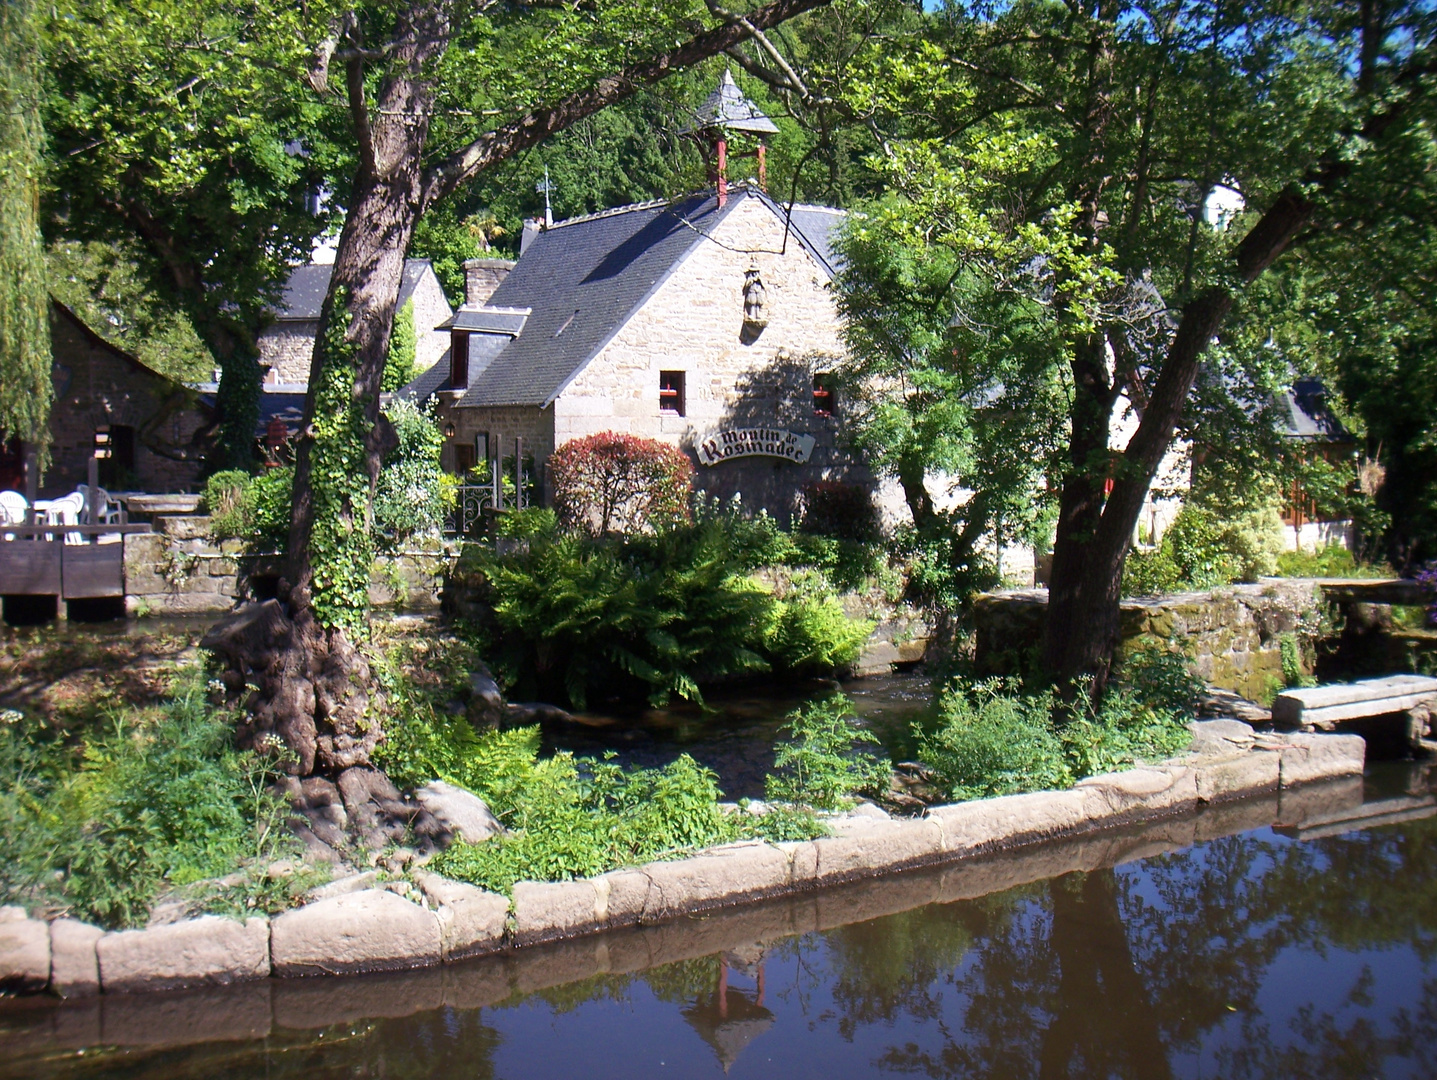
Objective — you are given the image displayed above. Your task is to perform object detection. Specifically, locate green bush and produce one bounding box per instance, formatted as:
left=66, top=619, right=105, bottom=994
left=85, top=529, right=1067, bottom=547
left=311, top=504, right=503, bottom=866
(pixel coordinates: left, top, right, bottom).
left=765, top=694, right=890, bottom=811
left=373, top=398, right=452, bottom=545
left=0, top=675, right=299, bottom=928
left=917, top=670, right=1194, bottom=803
left=1124, top=504, right=1287, bottom=596
left=204, top=466, right=292, bottom=549
left=917, top=682, right=1072, bottom=801
left=202, top=469, right=253, bottom=537
left=1275, top=543, right=1392, bottom=579
left=465, top=516, right=872, bottom=709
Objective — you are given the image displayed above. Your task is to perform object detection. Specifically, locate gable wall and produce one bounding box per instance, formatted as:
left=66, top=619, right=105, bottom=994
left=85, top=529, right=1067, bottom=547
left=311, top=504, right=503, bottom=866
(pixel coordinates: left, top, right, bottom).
left=408, top=268, right=454, bottom=375
left=553, top=197, right=866, bottom=521
left=258, top=320, right=318, bottom=385
left=46, top=311, right=208, bottom=495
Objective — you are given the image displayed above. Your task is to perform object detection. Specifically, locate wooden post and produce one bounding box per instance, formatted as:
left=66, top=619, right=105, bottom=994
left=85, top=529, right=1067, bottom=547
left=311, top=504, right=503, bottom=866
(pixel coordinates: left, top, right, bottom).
left=492, top=431, right=502, bottom=511
left=515, top=436, right=524, bottom=511
left=23, top=444, right=37, bottom=525
left=87, top=455, right=99, bottom=545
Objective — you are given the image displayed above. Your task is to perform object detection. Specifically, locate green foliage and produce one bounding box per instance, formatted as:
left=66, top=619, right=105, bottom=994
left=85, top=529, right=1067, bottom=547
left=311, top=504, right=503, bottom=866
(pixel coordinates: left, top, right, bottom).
left=203, top=466, right=292, bottom=551
left=0, top=674, right=299, bottom=929
left=496, top=507, right=558, bottom=540
left=48, top=239, right=214, bottom=383
left=203, top=469, right=253, bottom=537
left=918, top=664, right=1196, bottom=803
left=917, top=682, right=1072, bottom=802
left=307, top=287, right=374, bottom=632
left=1275, top=543, right=1392, bottom=580
left=382, top=299, right=417, bottom=393
left=0, top=0, right=52, bottom=450
left=764, top=571, right=875, bottom=673
left=1124, top=504, right=1286, bottom=596
left=1280, top=633, right=1317, bottom=689
left=1118, top=643, right=1205, bottom=717
left=765, top=694, right=889, bottom=811
left=433, top=751, right=741, bottom=895
left=464, top=516, right=872, bottom=710
left=373, top=398, right=452, bottom=546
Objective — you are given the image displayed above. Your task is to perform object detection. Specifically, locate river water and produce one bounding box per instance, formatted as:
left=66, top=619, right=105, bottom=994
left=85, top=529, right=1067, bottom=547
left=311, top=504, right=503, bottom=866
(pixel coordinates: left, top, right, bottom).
left=3, top=763, right=1434, bottom=1080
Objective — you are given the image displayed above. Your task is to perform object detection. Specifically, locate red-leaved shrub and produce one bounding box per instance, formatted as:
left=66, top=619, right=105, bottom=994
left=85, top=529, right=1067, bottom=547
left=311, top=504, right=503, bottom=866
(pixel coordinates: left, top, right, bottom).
left=550, top=432, right=693, bottom=536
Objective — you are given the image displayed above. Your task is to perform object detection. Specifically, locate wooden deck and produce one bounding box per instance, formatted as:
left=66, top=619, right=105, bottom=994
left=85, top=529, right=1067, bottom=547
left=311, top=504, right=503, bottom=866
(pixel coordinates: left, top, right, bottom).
left=0, top=525, right=151, bottom=601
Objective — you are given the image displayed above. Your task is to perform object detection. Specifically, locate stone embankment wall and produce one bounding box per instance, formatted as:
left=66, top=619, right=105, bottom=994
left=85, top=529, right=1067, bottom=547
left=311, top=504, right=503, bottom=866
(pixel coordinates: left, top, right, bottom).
left=121, top=515, right=454, bottom=616
left=0, top=721, right=1363, bottom=998
left=973, top=581, right=1327, bottom=701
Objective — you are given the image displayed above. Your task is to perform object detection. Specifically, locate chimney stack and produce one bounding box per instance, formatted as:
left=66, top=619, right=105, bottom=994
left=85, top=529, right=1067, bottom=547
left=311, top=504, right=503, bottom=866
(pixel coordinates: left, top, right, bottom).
left=520, top=218, right=543, bottom=255
left=463, top=257, right=515, bottom=306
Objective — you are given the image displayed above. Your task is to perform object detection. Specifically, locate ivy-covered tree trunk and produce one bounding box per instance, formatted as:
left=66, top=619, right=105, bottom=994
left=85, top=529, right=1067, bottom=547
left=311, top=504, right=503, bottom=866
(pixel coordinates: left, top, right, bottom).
left=203, top=0, right=831, bottom=775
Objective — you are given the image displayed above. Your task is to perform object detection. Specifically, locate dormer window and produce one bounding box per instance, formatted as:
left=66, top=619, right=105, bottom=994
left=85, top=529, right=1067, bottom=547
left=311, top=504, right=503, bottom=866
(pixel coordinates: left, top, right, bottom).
left=813, top=373, right=837, bottom=417
left=450, top=331, right=470, bottom=388
left=659, top=370, right=685, bottom=416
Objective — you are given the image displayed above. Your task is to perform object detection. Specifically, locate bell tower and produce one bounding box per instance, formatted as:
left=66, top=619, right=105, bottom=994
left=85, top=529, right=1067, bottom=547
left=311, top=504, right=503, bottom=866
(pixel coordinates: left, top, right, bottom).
left=687, top=69, right=780, bottom=206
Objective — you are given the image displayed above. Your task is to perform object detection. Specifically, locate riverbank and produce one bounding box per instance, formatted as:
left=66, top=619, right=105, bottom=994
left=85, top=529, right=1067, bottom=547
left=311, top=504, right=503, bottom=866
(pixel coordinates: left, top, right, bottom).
left=2, top=762, right=1406, bottom=1071
left=0, top=717, right=1364, bottom=999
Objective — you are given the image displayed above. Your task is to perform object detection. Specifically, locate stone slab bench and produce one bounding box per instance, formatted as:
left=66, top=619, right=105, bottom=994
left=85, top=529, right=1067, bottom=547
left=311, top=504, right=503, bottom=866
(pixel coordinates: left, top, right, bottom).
left=1272, top=674, right=1437, bottom=732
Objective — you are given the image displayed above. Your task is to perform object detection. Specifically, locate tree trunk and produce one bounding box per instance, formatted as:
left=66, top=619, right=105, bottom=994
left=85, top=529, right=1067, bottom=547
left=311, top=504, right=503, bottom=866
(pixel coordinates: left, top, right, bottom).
left=208, top=9, right=439, bottom=775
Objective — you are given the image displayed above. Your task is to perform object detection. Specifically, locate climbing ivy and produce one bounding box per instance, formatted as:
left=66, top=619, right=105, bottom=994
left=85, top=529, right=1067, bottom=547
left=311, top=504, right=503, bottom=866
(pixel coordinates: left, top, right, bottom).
left=382, top=299, right=417, bottom=393
left=307, top=287, right=376, bottom=634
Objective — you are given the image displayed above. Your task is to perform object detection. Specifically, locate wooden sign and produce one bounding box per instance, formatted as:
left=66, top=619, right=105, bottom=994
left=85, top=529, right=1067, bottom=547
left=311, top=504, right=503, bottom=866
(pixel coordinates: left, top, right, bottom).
left=696, top=427, right=815, bottom=466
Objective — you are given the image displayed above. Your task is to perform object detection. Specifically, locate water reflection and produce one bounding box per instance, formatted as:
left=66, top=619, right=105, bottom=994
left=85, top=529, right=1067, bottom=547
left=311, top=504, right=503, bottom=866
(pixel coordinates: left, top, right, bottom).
left=4, top=767, right=1436, bottom=1080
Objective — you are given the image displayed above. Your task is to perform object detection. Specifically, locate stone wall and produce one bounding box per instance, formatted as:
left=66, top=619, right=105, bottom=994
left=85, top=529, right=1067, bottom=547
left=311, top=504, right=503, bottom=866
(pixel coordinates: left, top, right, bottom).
left=121, top=516, right=454, bottom=617
left=46, top=305, right=210, bottom=496
left=258, top=321, right=318, bottom=386
left=0, top=722, right=1366, bottom=1002
left=972, top=581, right=1326, bottom=701
left=442, top=404, right=555, bottom=495
left=408, top=263, right=455, bottom=376
left=553, top=197, right=882, bottom=523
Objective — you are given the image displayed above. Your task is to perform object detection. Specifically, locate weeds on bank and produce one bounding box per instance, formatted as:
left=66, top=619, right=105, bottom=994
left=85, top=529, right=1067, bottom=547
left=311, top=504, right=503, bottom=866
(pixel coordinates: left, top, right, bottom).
left=916, top=645, right=1200, bottom=802
left=0, top=672, right=302, bottom=929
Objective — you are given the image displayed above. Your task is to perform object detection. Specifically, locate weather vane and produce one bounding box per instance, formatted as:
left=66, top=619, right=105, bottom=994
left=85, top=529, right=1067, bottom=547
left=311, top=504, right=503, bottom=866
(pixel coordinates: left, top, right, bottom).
left=535, top=167, right=555, bottom=228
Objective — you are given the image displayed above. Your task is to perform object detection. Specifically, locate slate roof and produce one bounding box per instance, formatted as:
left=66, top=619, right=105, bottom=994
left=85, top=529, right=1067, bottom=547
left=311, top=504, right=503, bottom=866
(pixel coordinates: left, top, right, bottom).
left=687, top=69, right=780, bottom=134
left=274, top=258, right=436, bottom=321
left=410, top=187, right=844, bottom=410
left=1280, top=376, right=1351, bottom=441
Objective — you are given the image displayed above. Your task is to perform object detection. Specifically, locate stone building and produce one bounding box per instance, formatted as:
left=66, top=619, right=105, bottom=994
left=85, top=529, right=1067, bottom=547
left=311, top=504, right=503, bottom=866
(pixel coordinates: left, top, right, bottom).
left=259, top=257, right=453, bottom=388
left=403, top=185, right=879, bottom=523
left=3, top=301, right=213, bottom=496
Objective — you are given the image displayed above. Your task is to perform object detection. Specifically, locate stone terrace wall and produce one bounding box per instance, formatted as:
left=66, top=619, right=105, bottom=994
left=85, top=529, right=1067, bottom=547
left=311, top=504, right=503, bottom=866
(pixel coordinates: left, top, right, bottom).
left=122, top=516, right=453, bottom=617
left=973, top=580, right=1326, bottom=701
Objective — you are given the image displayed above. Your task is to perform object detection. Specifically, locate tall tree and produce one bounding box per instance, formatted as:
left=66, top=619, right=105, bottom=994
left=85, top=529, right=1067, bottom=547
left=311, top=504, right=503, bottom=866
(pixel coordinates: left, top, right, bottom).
left=836, top=0, right=1437, bottom=694
left=0, top=0, right=52, bottom=457
left=43, top=0, right=339, bottom=471
left=200, top=0, right=833, bottom=775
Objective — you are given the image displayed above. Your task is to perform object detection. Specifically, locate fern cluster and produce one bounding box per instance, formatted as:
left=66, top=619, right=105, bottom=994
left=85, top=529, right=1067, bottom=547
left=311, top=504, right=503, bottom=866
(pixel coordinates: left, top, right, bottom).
left=461, top=513, right=872, bottom=709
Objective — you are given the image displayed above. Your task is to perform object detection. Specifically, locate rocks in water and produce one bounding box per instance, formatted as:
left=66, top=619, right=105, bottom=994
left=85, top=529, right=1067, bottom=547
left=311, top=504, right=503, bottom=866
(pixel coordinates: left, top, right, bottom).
left=413, top=781, right=503, bottom=845
left=0, top=907, right=51, bottom=995
left=506, top=701, right=574, bottom=724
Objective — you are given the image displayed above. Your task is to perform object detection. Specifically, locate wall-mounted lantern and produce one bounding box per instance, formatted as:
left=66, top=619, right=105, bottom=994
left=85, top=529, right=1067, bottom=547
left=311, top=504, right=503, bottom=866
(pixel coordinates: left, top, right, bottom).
left=444, top=421, right=456, bottom=439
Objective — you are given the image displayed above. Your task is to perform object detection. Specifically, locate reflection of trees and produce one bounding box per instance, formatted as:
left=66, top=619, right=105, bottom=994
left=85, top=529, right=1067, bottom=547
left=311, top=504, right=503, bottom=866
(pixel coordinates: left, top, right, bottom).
left=1218, top=971, right=1437, bottom=1079
left=53, top=1009, right=505, bottom=1080
left=815, top=815, right=1437, bottom=1079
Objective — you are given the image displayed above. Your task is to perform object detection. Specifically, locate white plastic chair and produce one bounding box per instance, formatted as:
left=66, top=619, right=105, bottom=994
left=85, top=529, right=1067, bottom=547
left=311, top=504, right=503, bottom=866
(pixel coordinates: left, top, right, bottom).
left=0, top=490, right=26, bottom=540
left=35, top=492, right=86, bottom=544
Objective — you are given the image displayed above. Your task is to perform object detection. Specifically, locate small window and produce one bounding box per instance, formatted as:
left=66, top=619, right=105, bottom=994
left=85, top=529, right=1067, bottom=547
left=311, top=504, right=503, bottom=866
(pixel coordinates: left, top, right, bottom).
left=813, top=373, right=837, bottom=417
left=450, top=332, right=470, bottom=388
left=659, top=370, right=685, bottom=416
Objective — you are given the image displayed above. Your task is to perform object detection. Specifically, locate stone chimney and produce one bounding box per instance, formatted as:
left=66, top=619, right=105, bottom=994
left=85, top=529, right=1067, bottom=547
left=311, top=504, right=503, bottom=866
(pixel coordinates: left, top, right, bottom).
left=520, top=218, right=543, bottom=256
left=463, top=257, right=515, bottom=306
